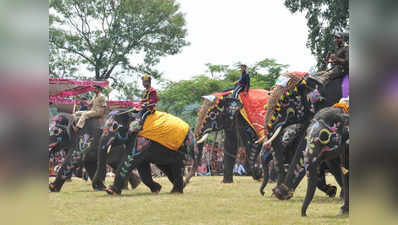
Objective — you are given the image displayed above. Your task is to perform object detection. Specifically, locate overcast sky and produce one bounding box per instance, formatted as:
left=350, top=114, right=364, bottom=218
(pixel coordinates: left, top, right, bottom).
left=155, top=0, right=316, bottom=82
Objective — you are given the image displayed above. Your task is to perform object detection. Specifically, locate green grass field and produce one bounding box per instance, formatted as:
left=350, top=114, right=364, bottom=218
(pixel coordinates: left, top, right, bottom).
left=49, top=175, right=348, bottom=225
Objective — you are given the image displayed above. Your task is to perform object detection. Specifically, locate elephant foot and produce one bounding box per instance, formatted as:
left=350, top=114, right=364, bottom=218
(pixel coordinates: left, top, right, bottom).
left=105, top=186, right=121, bottom=195
left=49, top=183, right=60, bottom=192
left=326, top=185, right=337, bottom=198
left=93, top=183, right=107, bottom=192
left=129, top=173, right=141, bottom=190
left=301, top=211, right=307, bottom=217
left=170, top=186, right=183, bottom=194
left=222, top=177, right=234, bottom=183
left=150, top=183, right=162, bottom=194
left=340, top=205, right=349, bottom=215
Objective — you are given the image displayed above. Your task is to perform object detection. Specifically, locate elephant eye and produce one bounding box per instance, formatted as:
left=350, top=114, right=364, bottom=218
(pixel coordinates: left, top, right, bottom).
left=318, top=129, right=331, bottom=144
left=49, top=127, right=62, bottom=136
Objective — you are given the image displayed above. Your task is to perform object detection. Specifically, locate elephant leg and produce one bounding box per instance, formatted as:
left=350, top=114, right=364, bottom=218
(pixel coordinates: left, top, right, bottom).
left=136, top=162, right=161, bottom=193
left=316, top=162, right=337, bottom=198
left=223, top=129, right=238, bottom=183
left=128, top=170, right=141, bottom=190
left=260, top=151, right=272, bottom=196
left=301, top=163, right=318, bottom=217
left=84, top=160, right=97, bottom=181
left=341, top=172, right=349, bottom=214
left=157, top=164, right=175, bottom=185
left=169, top=163, right=184, bottom=193
left=92, top=140, right=111, bottom=191
left=325, top=158, right=344, bottom=198
left=340, top=147, right=349, bottom=214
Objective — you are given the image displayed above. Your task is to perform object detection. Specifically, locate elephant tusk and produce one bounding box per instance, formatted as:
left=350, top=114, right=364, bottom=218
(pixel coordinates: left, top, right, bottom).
left=196, top=133, right=209, bottom=144
left=106, top=145, right=112, bottom=154
left=255, top=135, right=267, bottom=144
left=264, top=126, right=282, bottom=146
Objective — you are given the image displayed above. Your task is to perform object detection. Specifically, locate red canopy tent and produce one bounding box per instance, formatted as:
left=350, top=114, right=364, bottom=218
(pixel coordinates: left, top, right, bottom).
left=49, top=78, right=141, bottom=113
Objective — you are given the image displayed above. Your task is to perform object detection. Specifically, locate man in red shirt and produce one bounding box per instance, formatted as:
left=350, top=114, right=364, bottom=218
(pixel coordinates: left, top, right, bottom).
left=137, top=74, right=158, bottom=127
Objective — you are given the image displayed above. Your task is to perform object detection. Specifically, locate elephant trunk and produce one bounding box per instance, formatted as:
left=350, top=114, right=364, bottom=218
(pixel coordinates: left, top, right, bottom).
left=259, top=150, right=272, bottom=196
left=183, top=142, right=203, bottom=187
left=301, top=163, right=318, bottom=216
left=92, top=134, right=113, bottom=190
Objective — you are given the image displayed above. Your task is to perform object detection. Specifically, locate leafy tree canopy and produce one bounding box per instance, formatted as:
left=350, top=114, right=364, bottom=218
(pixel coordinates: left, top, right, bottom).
left=284, top=0, right=349, bottom=70
left=49, top=0, right=189, bottom=95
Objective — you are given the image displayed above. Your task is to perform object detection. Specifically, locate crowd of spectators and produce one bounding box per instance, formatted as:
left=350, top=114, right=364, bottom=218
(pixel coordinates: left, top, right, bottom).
left=196, top=143, right=248, bottom=176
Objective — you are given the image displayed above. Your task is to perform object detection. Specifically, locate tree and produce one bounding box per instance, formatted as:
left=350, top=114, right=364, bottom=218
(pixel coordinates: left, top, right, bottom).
left=283, top=0, right=349, bottom=70
left=49, top=0, right=189, bottom=91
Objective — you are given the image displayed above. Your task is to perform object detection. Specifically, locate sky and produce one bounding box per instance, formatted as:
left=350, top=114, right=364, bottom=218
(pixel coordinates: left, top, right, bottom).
left=155, top=0, right=316, bottom=82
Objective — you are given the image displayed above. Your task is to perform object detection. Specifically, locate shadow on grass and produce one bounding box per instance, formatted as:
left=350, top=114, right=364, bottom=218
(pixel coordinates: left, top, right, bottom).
left=321, top=213, right=349, bottom=219
left=265, top=196, right=343, bottom=204
left=96, top=192, right=173, bottom=198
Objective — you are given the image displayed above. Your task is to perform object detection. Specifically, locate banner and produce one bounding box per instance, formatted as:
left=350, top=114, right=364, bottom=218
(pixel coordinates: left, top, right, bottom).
left=49, top=96, right=141, bottom=108
left=49, top=78, right=109, bottom=97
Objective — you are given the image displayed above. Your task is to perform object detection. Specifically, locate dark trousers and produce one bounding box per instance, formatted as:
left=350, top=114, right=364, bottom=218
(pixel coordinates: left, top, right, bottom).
left=232, top=85, right=244, bottom=98
left=137, top=108, right=151, bottom=125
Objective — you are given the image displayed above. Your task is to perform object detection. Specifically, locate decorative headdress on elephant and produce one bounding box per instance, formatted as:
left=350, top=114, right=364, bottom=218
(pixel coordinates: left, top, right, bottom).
left=262, top=72, right=308, bottom=143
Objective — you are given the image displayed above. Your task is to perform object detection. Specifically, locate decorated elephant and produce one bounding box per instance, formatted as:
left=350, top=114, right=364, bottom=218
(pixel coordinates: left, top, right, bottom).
left=259, top=123, right=339, bottom=197
left=195, top=89, right=272, bottom=183
left=92, top=109, right=201, bottom=195
left=300, top=105, right=349, bottom=216
left=259, top=123, right=303, bottom=195
left=48, top=113, right=160, bottom=192
left=259, top=74, right=343, bottom=190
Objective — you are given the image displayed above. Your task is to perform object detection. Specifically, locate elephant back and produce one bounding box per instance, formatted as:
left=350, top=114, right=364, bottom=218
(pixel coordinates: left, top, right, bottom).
left=264, top=72, right=307, bottom=134
left=138, top=111, right=190, bottom=151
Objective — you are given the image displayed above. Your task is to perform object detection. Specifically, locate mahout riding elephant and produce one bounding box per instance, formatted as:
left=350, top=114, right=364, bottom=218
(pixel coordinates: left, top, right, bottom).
left=259, top=75, right=343, bottom=192
left=48, top=113, right=159, bottom=192
left=299, top=106, right=349, bottom=216
left=195, top=89, right=272, bottom=183
left=91, top=109, right=201, bottom=195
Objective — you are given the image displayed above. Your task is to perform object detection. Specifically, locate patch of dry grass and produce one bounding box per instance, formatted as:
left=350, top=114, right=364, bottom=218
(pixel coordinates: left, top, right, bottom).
left=49, top=176, right=348, bottom=225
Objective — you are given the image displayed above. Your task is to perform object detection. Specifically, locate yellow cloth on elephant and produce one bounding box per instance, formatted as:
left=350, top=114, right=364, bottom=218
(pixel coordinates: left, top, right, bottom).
left=138, top=111, right=189, bottom=151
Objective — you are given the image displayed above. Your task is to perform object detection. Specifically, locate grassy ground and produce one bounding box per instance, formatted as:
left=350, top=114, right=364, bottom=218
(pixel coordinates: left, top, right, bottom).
left=49, top=175, right=348, bottom=225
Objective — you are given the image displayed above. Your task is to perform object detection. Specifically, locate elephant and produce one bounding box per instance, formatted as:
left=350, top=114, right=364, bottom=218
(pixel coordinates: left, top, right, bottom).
left=48, top=113, right=161, bottom=192
left=260, top=75, right=343, bottom=191
left=91, top=109, right=201, bottom=195
left=259, top=123, right=303, bottom=195
left=195, top=90, right=271, bottom=183
left=299, top=106, right=349, bottom=216
left=259, top=123, right=339, bottom=197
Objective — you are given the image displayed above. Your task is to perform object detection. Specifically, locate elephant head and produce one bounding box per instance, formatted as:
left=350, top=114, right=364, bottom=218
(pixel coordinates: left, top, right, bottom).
left=48, top=113, right=73, bottom=153
left=264, top=77, right=340, bottom=147
left=303, top=106, right=348, bottom=165
left=92, top=109, right=135, bottom=188
left=195, top=95, right=241, bottom=143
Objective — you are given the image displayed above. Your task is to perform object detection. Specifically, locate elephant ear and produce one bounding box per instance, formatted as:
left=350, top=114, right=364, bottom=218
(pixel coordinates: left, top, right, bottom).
left=338, top=112, right=349, bottom=126
left=201, top=95, right=216, bottom=102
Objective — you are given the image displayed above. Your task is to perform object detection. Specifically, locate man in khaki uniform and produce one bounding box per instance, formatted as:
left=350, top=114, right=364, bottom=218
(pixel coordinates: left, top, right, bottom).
left=315, top=32, right=349, bottom=84
left=74, top=84, right=107, bottom=131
